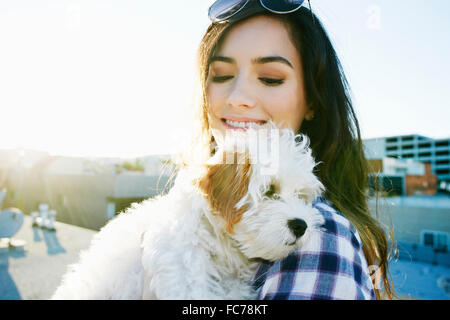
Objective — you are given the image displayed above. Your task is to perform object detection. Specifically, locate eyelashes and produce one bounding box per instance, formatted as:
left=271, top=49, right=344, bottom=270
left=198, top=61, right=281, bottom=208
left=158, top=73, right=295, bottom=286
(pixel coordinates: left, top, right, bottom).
left=211, top=75, right=234, bottom=83
left=260, top=78, right=284, bottom=86
left=211, top=75, right=285, bottom=86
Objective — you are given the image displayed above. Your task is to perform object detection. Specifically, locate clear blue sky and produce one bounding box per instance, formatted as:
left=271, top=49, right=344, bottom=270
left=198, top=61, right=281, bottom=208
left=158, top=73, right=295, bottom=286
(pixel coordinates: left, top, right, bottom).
left=0, top=0, right=448, bottom=157
left=312, top=0, right=450, bottom=140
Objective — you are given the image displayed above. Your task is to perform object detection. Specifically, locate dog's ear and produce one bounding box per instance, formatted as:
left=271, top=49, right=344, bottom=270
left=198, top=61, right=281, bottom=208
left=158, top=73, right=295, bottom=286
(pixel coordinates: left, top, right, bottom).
left=196, top=151, right=251, bottom=234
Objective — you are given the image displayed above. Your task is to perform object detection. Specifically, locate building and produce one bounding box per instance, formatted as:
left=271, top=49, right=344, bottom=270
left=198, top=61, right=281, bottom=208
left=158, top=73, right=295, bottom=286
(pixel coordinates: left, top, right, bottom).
left=364, top=134, right=450, bottom=183
left=363, top=136, right=449, bottom=266
left=1, top=149, right=176, bottom=230
left=367, top=158, right=438, bottom=196
left=41, top=172, right=174, bottom=230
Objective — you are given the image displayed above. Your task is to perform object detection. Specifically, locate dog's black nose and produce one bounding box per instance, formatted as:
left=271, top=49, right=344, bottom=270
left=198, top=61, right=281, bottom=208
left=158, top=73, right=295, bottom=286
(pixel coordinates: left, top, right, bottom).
left=288, top=219, right=307, bottom=238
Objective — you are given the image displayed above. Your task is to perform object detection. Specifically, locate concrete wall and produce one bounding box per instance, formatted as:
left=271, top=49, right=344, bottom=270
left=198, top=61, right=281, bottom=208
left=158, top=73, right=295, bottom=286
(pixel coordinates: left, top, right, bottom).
left=114, top=174, right=173, bottom=198
left=44, top=174, right=116, bottom=230
left=368, top=197, right=450, bottom=244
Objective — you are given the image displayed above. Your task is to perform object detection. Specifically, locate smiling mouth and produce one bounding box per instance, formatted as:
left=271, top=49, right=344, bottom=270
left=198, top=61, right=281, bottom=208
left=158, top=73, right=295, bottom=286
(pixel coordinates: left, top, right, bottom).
left=221, top=118, right=268, bottom=130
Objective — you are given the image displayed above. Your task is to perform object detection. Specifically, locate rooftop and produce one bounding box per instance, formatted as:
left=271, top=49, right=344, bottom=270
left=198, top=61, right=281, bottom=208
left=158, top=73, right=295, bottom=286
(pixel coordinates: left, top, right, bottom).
left=390, top=259, right=449, bottom=300
left=0, top=216, right=96, bottom=299
left=368, top=194, right=450, bottom=209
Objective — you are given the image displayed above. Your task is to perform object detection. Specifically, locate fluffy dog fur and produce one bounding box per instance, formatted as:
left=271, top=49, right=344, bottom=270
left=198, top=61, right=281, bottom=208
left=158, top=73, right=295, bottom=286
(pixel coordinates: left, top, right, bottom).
left=51, top=125, right=325, bottom=300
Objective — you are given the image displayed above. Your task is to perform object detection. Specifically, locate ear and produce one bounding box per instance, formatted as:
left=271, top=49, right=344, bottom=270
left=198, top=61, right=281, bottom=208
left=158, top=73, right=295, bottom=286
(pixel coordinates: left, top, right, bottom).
left=305, top=107, right=315, bottom=121
left=196, top=151, right=251, bottom=234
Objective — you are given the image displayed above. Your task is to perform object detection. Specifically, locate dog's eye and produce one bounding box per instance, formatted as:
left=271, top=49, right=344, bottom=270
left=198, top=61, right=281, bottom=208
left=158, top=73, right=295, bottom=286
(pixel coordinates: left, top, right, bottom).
left=264, top=184, right=275, bottom=197
left=264, top=184, right=280, bottom=200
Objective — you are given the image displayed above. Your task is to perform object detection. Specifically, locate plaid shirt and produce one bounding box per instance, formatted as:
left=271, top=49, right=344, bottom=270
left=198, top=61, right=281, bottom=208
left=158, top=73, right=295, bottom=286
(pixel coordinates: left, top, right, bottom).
left=251, top=197, right=377, bottom=300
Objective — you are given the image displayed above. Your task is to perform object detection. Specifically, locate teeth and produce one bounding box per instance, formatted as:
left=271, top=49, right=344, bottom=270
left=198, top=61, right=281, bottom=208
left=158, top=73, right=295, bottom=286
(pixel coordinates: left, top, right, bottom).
left=225, top=120, right=265, bottom=129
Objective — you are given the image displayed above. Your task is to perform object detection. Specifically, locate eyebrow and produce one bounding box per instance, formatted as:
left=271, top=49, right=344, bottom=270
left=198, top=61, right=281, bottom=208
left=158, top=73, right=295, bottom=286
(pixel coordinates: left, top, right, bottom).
left=209, top=55, right=294, bottom=69
left=253, top=56, right=294, bottom=69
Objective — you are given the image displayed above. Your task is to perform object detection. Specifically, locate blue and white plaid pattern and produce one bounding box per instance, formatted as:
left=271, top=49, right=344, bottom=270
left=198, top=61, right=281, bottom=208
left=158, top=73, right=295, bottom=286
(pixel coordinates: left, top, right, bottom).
left=251, top=197, right=377, bottom=300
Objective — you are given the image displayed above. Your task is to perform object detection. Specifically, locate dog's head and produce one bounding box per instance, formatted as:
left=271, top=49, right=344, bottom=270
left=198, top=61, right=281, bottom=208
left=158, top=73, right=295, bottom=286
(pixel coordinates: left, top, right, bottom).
left=196, top=122, right=325, bottom=261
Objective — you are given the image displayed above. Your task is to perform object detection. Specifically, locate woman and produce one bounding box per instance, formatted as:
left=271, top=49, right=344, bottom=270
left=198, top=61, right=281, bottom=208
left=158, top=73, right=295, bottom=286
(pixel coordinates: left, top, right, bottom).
left=176, top=0, right=395, bottom=300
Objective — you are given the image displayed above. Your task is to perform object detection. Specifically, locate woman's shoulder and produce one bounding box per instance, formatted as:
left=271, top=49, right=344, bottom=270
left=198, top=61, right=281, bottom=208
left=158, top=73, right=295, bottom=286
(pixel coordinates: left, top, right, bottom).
left=311, top=196, right=363, bottom=252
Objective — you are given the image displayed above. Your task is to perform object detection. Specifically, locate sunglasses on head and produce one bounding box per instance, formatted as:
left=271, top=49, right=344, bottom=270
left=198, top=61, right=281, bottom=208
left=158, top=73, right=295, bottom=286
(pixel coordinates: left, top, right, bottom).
left=208, top=0, right=312, bottom=23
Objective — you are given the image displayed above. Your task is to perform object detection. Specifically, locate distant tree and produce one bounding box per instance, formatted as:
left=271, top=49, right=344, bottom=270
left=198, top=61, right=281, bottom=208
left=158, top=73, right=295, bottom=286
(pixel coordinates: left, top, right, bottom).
left=119, top=159, right=145, bottom=172
left=161, top=158, right=175, bottom=166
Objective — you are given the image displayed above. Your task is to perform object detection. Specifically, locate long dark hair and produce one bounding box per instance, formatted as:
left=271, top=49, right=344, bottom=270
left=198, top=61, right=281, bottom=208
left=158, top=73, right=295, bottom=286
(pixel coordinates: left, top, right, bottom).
left=179, top=6, right=395, bottom=299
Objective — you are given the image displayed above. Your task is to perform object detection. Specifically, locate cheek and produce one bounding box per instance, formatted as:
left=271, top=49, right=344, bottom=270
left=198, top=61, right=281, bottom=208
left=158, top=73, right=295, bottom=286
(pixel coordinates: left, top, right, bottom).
left=207, top=87, right=225, bottom=135
left=207, top=85, right=226, bottom=114
left=262, top=87, right=306, bottom=131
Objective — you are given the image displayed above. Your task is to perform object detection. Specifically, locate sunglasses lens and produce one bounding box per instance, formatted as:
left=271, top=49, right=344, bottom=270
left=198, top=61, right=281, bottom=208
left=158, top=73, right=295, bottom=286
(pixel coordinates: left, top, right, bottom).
left=208, top=0, right=249, bottom=22
left=260, top=0, right=304, bottom=13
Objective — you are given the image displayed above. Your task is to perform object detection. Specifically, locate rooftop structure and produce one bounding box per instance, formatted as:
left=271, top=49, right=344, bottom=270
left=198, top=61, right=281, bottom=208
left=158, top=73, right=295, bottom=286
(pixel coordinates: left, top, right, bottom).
left=367, top=158, right=438, bottom=196
left=364, top=134, right=450, bottom=182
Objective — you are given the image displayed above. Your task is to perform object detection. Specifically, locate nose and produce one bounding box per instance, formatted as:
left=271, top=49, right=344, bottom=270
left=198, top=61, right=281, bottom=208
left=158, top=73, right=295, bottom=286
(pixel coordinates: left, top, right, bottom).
left=226, top=75, right=256, bottom=109
left=287, top=219, right=307, bottom=238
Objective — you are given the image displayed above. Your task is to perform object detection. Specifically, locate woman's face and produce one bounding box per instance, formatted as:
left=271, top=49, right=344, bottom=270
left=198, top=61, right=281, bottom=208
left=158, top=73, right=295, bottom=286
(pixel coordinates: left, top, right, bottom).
left=206, top=15, right=313, bottom=141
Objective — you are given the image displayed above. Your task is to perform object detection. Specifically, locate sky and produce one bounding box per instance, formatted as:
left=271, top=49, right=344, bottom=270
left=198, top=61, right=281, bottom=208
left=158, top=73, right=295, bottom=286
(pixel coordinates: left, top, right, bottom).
left=0, top=0, right=449, bottom=158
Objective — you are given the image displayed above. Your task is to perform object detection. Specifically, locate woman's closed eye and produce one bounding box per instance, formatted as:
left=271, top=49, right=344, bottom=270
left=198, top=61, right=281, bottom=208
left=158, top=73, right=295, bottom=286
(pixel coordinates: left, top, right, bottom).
left=259, top=77, right=284, bottom=86
left=212, top=75, right=234, bottom=83
left=211, top=74, right=285, bottom=86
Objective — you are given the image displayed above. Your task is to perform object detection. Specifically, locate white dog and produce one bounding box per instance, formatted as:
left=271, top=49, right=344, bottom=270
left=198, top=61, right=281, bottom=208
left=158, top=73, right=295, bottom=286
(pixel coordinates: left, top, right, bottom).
left=51, top=124, right=325, bottom=300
